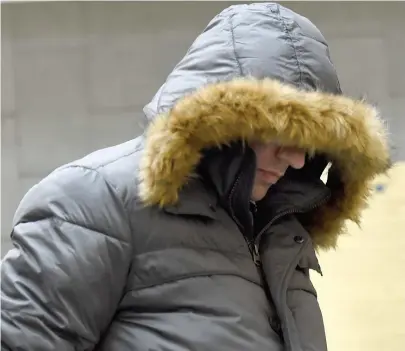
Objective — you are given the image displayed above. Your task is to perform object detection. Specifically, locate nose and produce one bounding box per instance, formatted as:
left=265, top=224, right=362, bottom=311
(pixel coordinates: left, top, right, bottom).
left=278, top=146, right=306, bottom=169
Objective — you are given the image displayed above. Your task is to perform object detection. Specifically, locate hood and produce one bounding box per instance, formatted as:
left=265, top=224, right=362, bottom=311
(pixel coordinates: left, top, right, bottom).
left=138, top=3, right=391, bottom=250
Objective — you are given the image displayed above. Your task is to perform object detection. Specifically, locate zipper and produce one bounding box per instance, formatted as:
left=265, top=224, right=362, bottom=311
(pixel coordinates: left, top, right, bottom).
left=228, top=174, right=256, bottom=260
left=252, top=243, right=261, bottom=266
left=247, top=239, right=262, bottom=266
left=248, top=201, right=259, bottom=264
left=228, top=174, right=260, bottom=263
left=228, top=167, right=331, bottom=267
left=250, top=192, right=331, bottom=266
left=228, top=174, right=244, bottom=230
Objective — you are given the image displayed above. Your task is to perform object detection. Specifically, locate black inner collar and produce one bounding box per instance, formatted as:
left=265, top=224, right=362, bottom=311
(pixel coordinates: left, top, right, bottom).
left=197, top=141, right=331, bottom=239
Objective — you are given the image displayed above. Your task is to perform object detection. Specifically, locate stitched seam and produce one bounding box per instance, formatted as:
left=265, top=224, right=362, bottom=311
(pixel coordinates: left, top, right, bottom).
left=228, top=14, right=243, bottom=76
left=2, top=310, right=94, bottom=347
left=53, top=217, right=129, bottom=245
left=92, top=143, right=142, bottom=171
left=129, top=271, right=262, bottom=292
left=52, top=164, right=134, bottom=247
left=247, top=5, right=329, bottom=48
left=16, top=214, right=129, bottom=246
left=56, top=141, right=142, bottom=181
left=134, top=246, right=251, bottom=259
left=275, top=4, right=303, bottom=87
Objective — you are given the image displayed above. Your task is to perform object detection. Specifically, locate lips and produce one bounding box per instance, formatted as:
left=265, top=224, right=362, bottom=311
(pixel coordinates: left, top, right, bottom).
left=257, top=169, right=283, bottom=183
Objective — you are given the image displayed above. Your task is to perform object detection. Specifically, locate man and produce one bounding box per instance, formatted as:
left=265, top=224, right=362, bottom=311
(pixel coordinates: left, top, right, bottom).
left=1, top=3, right=390, bottom=351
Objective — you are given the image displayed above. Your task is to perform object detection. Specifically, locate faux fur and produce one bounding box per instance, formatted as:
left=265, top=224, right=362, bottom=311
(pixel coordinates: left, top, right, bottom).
left=138, top=78, right=391, bottom=250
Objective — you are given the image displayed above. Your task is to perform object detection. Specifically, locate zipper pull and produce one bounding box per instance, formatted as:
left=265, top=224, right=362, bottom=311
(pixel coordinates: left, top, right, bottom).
left=249, top=200, right=257, bottom=213
left=252, top=244, right=261, bottom=266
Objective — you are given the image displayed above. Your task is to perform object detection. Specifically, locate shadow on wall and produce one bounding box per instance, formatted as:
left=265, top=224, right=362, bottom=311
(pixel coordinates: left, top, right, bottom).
left=312, top=162, right=405, bottom=351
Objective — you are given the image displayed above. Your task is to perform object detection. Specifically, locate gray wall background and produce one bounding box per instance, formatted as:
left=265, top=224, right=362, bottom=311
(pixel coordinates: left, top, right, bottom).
left=1, top=1, right=405, bottom=256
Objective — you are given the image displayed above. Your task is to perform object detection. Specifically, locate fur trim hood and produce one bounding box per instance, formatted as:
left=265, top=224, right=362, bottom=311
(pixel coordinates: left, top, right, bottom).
left=139, top=78, right=390, bottom=249
left=138, top=3, right=391, bottom=250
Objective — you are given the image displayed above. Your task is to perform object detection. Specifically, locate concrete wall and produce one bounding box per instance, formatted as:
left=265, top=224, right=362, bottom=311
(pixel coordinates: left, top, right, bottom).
left=1, top=2, right=405, bottom=350
left=313, top=163, right=405, bottom=351
left=2, top=0, right=404, bottom=249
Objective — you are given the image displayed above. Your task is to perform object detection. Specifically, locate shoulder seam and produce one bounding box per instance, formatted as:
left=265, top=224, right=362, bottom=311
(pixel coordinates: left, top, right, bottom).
left=228, top=14, right=244, bottom=77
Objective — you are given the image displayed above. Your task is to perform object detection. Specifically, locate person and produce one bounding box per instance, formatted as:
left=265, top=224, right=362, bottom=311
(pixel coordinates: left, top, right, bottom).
left=1, top=2, right=390, bottom=351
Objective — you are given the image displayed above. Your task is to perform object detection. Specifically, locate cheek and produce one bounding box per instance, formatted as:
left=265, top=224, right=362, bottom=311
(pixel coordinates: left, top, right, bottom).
left=254, top=150, right=267, bottom=168
left=253, top=145, right=278, bottom=168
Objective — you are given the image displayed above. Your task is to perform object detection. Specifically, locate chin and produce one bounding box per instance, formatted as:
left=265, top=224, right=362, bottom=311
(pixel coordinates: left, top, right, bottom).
left=251, top=191, right=267, bottom=202
left=251, top=185, right=272, bottom=201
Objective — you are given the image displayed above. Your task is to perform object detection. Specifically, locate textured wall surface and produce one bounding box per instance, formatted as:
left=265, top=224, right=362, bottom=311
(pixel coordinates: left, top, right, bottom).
left=2, top=2, right=404, bottom=248
left=1, top=2, right=405, bottom=349
left=313, top=162, right=405, bottom=351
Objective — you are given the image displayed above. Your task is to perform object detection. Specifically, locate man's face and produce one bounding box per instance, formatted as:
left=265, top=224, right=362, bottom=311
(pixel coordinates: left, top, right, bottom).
left=250, top=141, right=306, bottom=201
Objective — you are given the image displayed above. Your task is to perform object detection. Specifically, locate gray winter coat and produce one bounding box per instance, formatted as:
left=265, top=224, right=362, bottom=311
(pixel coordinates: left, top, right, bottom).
left=1, top=3, right=390, bottom=351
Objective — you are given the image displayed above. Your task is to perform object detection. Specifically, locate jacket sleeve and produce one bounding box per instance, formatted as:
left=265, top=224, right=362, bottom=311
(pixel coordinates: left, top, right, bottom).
left=1, top=166, right=133, bottom=351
